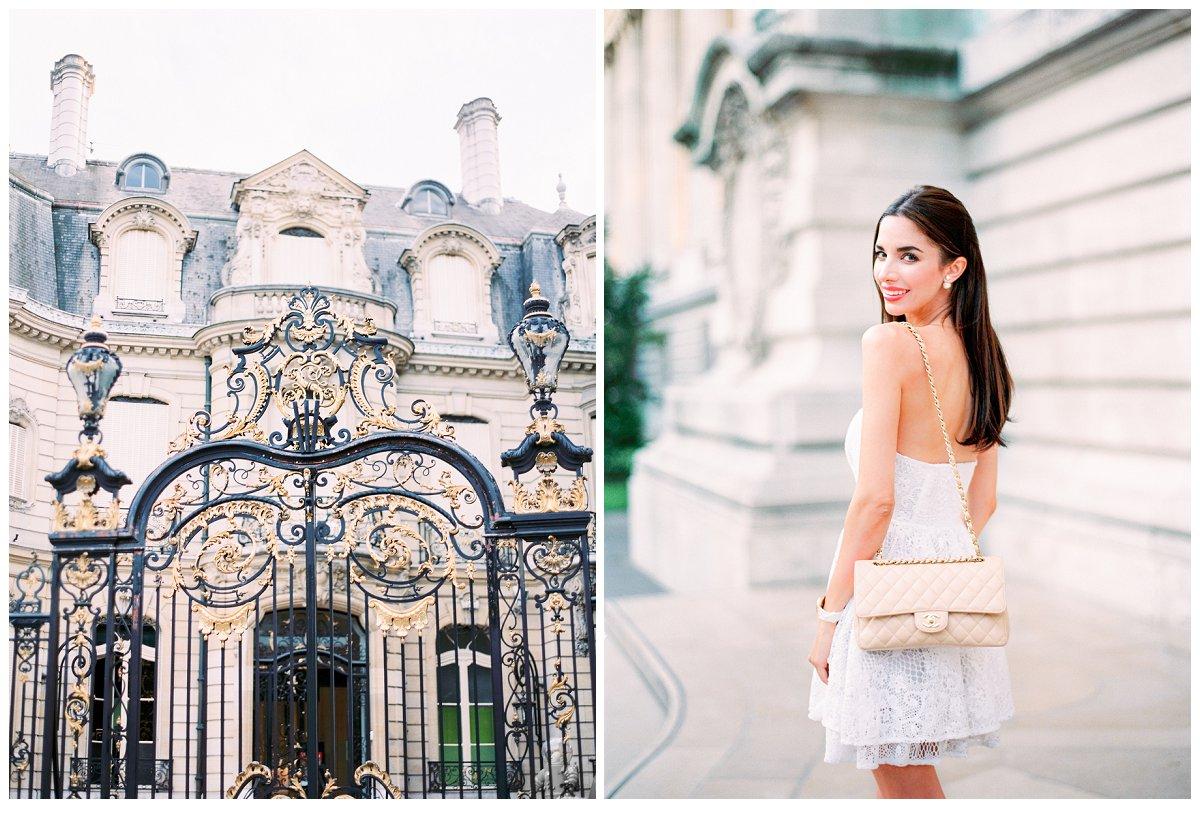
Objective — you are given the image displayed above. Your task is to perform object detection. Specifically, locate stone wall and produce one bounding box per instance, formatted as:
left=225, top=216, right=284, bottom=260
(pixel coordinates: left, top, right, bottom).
left=962, top=21, right=1190, bottom=629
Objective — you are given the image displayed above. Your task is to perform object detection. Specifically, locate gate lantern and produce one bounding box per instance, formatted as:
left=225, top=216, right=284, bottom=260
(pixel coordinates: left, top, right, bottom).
left=509, top=281, right=569, bottom=415
left=17, top=286, right=596, bottom=799
left=65, top=317, right=123, bottom=441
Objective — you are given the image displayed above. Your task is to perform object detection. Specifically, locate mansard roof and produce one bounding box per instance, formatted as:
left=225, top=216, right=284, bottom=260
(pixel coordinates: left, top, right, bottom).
left=9, top=152, right=588, bottom=243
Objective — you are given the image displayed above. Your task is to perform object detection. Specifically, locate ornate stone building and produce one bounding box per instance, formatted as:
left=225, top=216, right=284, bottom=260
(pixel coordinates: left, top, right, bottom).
left=606, top=9, right=1190, bottom=633
left=9, top=53, right=596, bottom=797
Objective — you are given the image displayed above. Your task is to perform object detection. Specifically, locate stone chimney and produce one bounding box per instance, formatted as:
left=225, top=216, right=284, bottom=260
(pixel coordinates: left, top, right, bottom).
left=48, top=54, right=95, bottom=177
left=454, top=97, right=503, bottom=214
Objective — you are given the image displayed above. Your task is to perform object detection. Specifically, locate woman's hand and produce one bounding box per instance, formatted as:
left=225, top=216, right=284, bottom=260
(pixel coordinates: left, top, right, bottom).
left=808, top=620, right=837, bottom=683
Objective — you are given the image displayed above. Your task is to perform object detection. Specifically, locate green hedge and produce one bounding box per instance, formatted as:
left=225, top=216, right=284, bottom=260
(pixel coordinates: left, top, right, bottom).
left=603, top=261, right=661, bottom=484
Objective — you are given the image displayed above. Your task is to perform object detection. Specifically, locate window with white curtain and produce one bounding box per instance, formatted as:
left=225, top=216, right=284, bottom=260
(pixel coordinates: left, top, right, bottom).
left=115, top=229, right=169, bottom=312
left=429, top=254, right=479, bottom=335
left=444, top=416, right=491, bottom=472
left=9, top=420, right=29, bottom=502
left=273, top=228, right=332, bottom=285
left=101, top=397, right=170, bottom=499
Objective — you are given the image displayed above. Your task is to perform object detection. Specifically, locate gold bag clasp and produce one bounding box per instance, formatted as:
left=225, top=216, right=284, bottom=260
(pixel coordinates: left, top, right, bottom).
left=915, top=610, right=948, bottom=633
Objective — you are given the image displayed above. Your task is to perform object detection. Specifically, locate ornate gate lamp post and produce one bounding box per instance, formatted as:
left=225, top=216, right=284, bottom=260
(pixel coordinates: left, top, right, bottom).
left=47, top=317, right=130, bottom=530
left=502, top=282, right=592, bottom=512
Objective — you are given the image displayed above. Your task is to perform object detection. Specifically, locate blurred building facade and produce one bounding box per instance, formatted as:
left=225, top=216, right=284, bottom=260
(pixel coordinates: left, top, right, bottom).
left=605, top=9, right=1190, bottom=631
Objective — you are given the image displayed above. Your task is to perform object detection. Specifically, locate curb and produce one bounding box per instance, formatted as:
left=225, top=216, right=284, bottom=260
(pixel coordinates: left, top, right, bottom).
left=604, top=600, right=687, bottom=797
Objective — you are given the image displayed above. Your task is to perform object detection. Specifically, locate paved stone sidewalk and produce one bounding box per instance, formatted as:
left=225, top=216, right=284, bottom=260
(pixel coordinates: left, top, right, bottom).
left=604, top=516, right=1191, bottom=798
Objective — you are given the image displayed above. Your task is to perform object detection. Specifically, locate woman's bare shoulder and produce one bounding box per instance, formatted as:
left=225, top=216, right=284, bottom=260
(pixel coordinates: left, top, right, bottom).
left=861, top=323, right=921, bottom=371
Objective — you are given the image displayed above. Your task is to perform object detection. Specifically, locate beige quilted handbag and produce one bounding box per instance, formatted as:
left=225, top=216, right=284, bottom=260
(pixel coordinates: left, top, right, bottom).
left=853, top=321, right=1009, bottom=651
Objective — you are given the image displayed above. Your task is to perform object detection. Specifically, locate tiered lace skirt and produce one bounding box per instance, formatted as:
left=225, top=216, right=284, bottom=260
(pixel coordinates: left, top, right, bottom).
left=807, top=520, right=1015, bottom=770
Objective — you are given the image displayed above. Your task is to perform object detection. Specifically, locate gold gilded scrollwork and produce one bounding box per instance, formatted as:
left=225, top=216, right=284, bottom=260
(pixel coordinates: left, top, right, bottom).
left=438, top=471, right=471, bottom=512
left=63, top=553, right=102, bottom=590
left=413, top=399, right=455, bottom=439
left=354, top=761, right=405, bottom=799
left=535, top=537, right=574, bottom=575
left=509, top=472, right=588, bottom=514
left=225, top=762, right=272, bottom=799
left=525, top=415, right=566, bottom=444
left=336, top=314, right=377, bottom=338
left=545, top=592, right=570, bottom=635
left=369, top=597, right=434, bottom=638
left=63, top=680, right=90, bottom=747
left=52, top=475, right=123, bottom=532
left=192, top=600, right=255, bottom=644
left=548, top=659, right=577, bottom=732
left=274, top=350, right=347, bottom=415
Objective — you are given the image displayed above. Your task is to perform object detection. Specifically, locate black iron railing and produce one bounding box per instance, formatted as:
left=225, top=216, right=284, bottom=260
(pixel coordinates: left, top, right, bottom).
left=69, top=756, right=172, bottom=791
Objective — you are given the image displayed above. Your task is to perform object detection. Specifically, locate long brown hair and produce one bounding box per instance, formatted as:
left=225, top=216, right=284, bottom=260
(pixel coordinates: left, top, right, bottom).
left=873, top=185, right=1013, bottom=449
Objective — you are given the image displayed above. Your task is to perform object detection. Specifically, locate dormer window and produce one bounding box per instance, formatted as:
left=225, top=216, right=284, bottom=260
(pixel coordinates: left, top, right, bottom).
left=116, top=154, right=169, bottom=193
left=401, top=180, right=454, bottom=217
left=89, top=197, right=197, bottom=322
left=400, top=223, right=502, bottom=345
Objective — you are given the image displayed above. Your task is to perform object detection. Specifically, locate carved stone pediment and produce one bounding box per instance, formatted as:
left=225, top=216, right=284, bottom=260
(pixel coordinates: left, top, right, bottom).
left=231, top=149, right=368, bottom=207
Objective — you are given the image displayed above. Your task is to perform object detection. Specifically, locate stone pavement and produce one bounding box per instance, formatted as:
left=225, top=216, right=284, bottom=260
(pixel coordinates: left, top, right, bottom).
left=604, top=511, right=1191, bottom=798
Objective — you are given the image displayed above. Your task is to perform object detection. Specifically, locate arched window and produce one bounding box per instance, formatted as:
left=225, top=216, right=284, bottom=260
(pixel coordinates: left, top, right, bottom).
left=90, top=198, right=196, bottom=322
left=436, top=625, right=495, bottom=787
left=253, top=609, right=368, bottom=784
left=273, top=226, right=332, bottom=285
left=116, top=154, right=169, bottom=193
left=124, top=162, right=161, bottom=191
left=400, top=223, right=502, bottom=344
left=101, top=396, right=170, bottom=499
left=87, top=620, right=159, bottom=788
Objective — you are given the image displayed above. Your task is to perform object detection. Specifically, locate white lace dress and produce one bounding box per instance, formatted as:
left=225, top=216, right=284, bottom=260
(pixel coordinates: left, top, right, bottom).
left=807, top=407, right=1014, bottom=770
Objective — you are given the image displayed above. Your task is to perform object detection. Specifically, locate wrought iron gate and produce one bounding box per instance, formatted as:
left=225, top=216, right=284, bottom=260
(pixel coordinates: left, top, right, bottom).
left=9, top=287, right=595, bottom=798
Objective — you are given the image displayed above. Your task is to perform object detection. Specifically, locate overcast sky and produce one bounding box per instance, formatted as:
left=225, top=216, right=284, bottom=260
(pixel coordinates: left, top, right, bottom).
left=9, top=10, right=596, bottom=214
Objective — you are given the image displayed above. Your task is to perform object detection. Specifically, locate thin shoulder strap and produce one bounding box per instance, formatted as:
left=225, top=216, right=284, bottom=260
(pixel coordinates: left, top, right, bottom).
left=898, top=321, right=982, bottom=559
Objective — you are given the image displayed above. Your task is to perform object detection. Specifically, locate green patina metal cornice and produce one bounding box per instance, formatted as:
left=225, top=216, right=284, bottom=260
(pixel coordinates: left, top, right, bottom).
left=672, top=35, right=742, bottom=150
left=673, top=31, right=959, bottom=159
left=746, top=34, right=958, bottom=81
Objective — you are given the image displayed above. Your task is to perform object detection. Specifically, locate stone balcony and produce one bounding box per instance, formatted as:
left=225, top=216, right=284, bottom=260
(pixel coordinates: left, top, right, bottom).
left=209, top=284, right=399, bottom=331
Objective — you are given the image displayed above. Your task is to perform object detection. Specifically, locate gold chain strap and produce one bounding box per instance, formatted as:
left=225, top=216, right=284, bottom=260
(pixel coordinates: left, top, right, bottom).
left=873, top=321, right=983, bottom=565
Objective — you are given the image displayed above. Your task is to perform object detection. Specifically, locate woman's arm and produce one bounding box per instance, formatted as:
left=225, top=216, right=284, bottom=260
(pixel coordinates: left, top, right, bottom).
left=966, top=443, right=998, bottom=535
left=810, top=324, right=908, bottom=683
left=821, top=324, right=908, bottom=613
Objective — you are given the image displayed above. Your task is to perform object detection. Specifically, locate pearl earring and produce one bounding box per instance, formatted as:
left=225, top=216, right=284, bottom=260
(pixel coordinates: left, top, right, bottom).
left=943, top=277, right=952, bottom=290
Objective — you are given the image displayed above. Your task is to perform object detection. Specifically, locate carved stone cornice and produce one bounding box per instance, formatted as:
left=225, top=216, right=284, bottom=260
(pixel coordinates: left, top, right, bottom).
left=404, top=350, right=594, bottom=381
left=11, top=288, right=203, bottom=358
left=555, top=215, right=597, bottom=249
left=10, top=288, right=589, bottom=375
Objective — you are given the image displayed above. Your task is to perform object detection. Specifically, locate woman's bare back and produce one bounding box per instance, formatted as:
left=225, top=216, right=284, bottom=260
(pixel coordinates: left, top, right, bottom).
left=894, top=322, right=988, bottom=464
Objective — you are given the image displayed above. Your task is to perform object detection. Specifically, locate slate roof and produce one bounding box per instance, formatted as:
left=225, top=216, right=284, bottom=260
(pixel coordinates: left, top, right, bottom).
left=9, top=152, right=588, bottom=243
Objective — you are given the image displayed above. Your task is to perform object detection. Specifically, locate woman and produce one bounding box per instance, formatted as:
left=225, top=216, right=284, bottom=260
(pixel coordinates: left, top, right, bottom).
left=807, top=185, right=1015, bottom=798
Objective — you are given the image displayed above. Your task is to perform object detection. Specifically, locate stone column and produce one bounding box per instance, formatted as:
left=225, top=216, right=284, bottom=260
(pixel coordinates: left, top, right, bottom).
left=48, top=54, right=95, bottom=177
